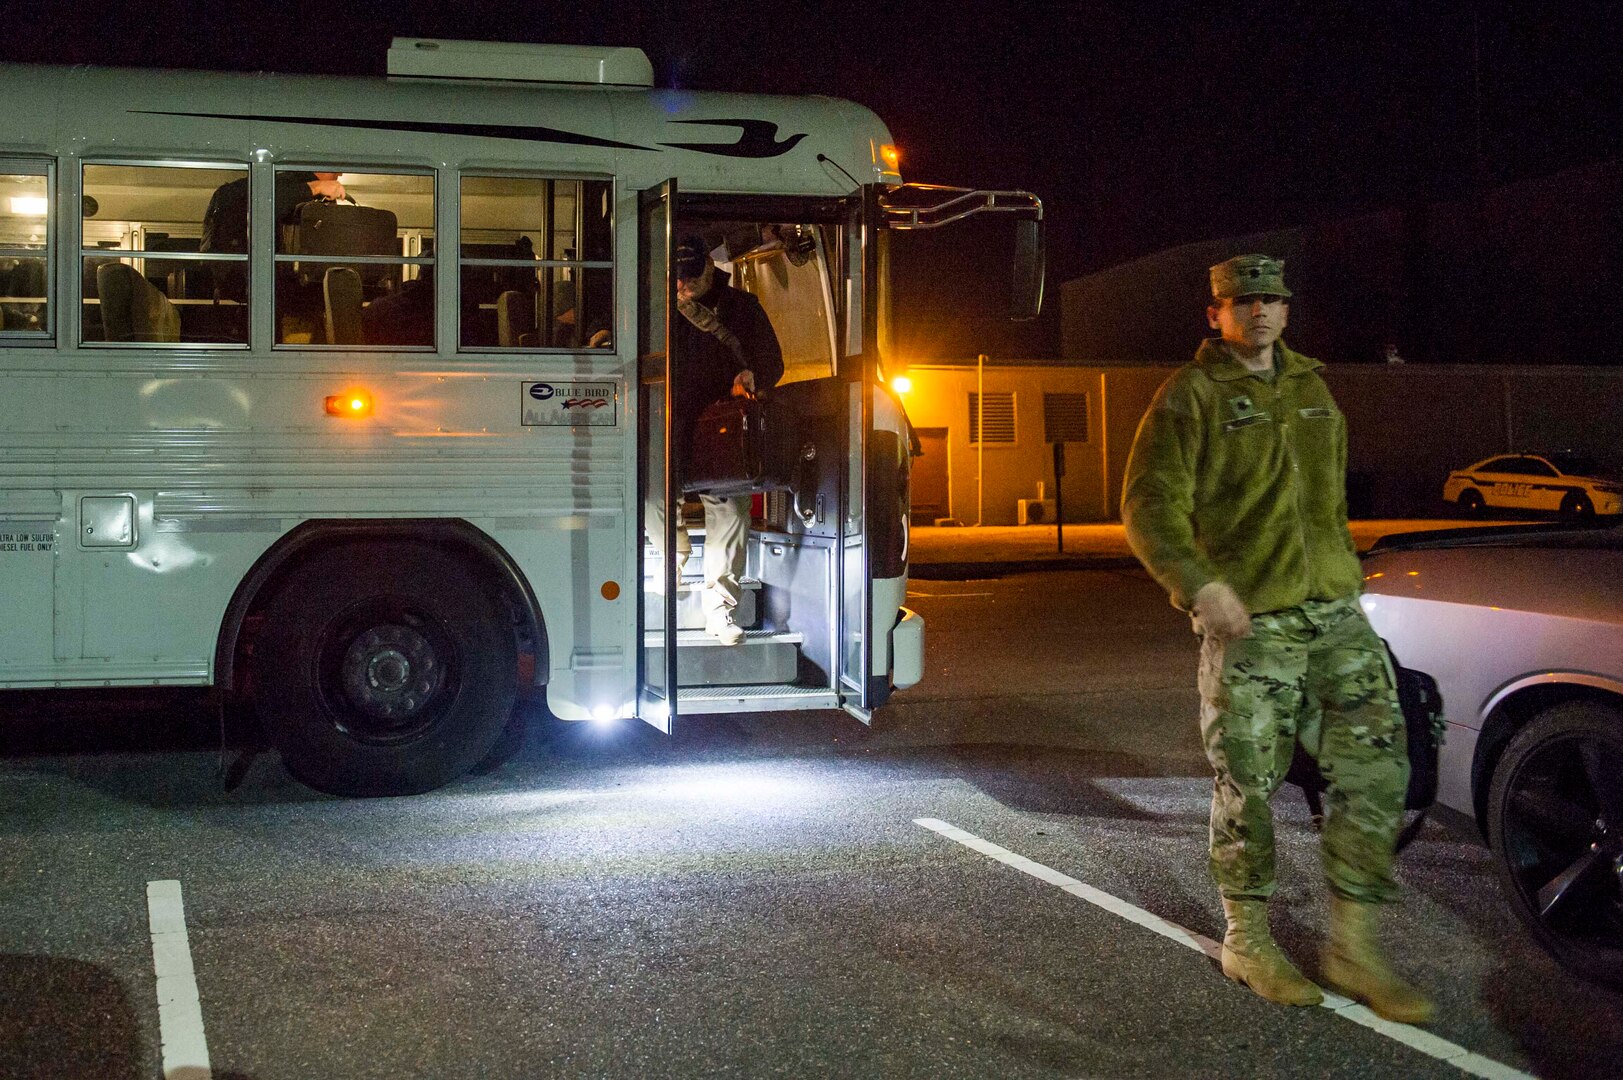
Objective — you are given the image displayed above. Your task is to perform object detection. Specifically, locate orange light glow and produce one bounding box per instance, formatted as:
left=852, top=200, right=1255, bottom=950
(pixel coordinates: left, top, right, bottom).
left=891, top=375, right=913, bottom=394
left=1406, top=571, right=1420, bottom=576
left=880, top=144, right=901, bottom=170
left=325, top=390, right=374, bottom=418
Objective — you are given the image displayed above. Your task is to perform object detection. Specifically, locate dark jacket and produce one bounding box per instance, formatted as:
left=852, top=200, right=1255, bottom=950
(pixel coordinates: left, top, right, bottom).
left=199, top=172, right=321, bottom=301
left=1121, top=338, right=1363, bottom=613
left=199, top=172, right=320, bottom=256
left=672, top=269, right=784, bottom=453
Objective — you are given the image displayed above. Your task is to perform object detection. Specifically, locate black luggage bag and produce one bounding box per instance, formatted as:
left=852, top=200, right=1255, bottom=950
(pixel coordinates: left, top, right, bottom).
left=286, top=202, right=401, bottom=285
left=683, top=393, right=804, bottom=497
left=1287, top=642, right=1445, bottom=853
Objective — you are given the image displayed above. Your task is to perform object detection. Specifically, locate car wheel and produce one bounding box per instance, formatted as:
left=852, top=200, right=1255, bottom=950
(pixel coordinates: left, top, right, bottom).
left=1486, top=701, right=1623, bottom=987
left=1457, top=488, right=1485, bottom=513
left=1560, top=492, right=1595, bottom=520
left=250, top=542, right=518, bottom=797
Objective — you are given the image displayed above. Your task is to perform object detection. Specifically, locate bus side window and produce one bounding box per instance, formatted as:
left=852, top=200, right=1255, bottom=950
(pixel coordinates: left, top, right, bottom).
left=272, top=168, right=435, bottom=348
left=81, top=163, right=249, bottom=345
left=459, top=176, right=613, bottom=351
left=0, top=162, right=50, bottom=339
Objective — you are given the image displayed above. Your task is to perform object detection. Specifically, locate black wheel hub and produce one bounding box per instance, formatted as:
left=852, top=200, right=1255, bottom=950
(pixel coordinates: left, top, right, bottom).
left=1505, top=734, right=1623, bottom=943
left=317, top=609, right=457, bottom=744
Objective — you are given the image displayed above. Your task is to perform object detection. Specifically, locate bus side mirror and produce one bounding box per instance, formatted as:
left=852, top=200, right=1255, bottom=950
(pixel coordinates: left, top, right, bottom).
left=1011, top=218, right=1045, bottom=322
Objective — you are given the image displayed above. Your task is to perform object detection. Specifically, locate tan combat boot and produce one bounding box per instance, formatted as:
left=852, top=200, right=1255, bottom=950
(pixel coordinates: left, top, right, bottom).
left=1220, top=898, right=1323, bottom=1006
left=1323, top=895, right=1435, bottom=1024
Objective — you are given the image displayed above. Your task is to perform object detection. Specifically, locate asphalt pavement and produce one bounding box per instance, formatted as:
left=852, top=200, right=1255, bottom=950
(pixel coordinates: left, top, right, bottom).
left=4, top=537, right=1620, bottom=1079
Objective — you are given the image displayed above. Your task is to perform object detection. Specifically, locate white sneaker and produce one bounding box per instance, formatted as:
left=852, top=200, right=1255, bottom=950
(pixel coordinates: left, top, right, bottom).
left=704, top=611, right=745, bottom=646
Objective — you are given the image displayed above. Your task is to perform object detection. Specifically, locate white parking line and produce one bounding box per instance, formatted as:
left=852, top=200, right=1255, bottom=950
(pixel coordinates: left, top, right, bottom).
left=913, top=818, right=1536, bottom=1080
left=146, top=880, right=212, bottom=1080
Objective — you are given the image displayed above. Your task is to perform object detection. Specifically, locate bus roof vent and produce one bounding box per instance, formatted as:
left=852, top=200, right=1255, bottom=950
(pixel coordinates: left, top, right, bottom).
left=387, top=38, right=654, bottom=88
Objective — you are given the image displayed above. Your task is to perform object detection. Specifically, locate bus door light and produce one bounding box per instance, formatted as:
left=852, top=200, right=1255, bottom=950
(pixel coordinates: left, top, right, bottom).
left=325, top=390, right=374, bottom=418
left=891, top=375, right=912, bottom=394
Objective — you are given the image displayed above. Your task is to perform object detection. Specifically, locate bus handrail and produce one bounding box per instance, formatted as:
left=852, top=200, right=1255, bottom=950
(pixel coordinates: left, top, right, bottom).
left=878, top=183, right=1043, bottom=230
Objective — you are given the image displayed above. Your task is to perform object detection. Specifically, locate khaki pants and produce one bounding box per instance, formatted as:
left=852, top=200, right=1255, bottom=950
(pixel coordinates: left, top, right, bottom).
left=645, top=493, right=749, bottom=616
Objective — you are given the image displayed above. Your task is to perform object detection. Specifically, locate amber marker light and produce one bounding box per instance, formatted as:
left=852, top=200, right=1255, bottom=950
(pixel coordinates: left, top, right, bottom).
left=325, top=390, right=374, bottom=417
left=880, top=144, right=901, bottom=170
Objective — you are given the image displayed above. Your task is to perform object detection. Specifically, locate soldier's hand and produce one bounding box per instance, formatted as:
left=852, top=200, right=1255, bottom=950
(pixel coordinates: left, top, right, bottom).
left=731, top=370, right=756, bottom=397
left=1193, top=581, right=1253, bottom=641
left=308, top=178, right=347, bottom=201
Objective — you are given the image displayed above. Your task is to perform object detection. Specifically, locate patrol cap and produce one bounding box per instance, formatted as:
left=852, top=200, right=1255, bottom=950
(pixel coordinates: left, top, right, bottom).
left=1210, top=254, right=1292, bottom=300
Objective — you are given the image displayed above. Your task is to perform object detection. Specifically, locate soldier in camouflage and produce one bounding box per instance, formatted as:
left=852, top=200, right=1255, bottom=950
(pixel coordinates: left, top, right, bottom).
left=1122, top=255, right=1433, bottom=1024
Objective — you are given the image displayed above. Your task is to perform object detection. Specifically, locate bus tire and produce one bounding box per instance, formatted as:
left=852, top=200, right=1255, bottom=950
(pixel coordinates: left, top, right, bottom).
left=249, top=541, right=517, bottom=797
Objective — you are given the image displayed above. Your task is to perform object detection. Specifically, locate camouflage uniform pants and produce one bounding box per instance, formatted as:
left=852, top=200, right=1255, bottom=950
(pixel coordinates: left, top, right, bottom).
left=1197, top=596, right=1409, bottom=903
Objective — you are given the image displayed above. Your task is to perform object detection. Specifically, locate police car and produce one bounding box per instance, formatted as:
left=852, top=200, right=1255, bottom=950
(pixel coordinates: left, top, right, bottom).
left=1443, top=452, right=1623, bottom=518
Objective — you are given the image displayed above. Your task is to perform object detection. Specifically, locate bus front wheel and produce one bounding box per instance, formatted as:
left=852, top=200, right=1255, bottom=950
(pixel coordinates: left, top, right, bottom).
left=250, top=542, right=518, bottom=797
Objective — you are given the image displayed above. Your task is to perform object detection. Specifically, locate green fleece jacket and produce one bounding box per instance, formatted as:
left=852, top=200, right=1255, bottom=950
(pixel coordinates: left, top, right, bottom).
left=1121, top=339, right=1363, bottom=613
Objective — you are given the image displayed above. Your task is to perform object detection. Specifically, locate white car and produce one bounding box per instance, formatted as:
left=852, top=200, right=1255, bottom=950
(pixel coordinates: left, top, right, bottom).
left=1361, top=522, right=1623, bottom=986
left=1443, top=452, right=1623, bottom=518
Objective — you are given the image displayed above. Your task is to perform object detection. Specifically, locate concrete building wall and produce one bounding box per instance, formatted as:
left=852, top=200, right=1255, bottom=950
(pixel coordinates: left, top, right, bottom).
left=1327, top=365, right=1623, bottom=515
left=902, top=365, right=1101, bottom=525
left=900, top=362, right=1623, bottom=522
left=901, top=363, right=1169, bottom=525
left=1100, top=367, right=1181, bottom=518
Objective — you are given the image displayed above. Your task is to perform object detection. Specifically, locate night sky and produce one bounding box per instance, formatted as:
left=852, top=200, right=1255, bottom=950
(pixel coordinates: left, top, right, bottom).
left=7, top=1, right=1622, bottom=358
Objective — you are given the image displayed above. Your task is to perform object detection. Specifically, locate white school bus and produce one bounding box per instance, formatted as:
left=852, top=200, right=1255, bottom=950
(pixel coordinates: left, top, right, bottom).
left=0, top=39, right=1042, bottom=795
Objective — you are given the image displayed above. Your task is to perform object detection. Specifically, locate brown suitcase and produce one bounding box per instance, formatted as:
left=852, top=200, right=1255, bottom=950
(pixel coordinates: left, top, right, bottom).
left=684, top=394, right=803, bottom=497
